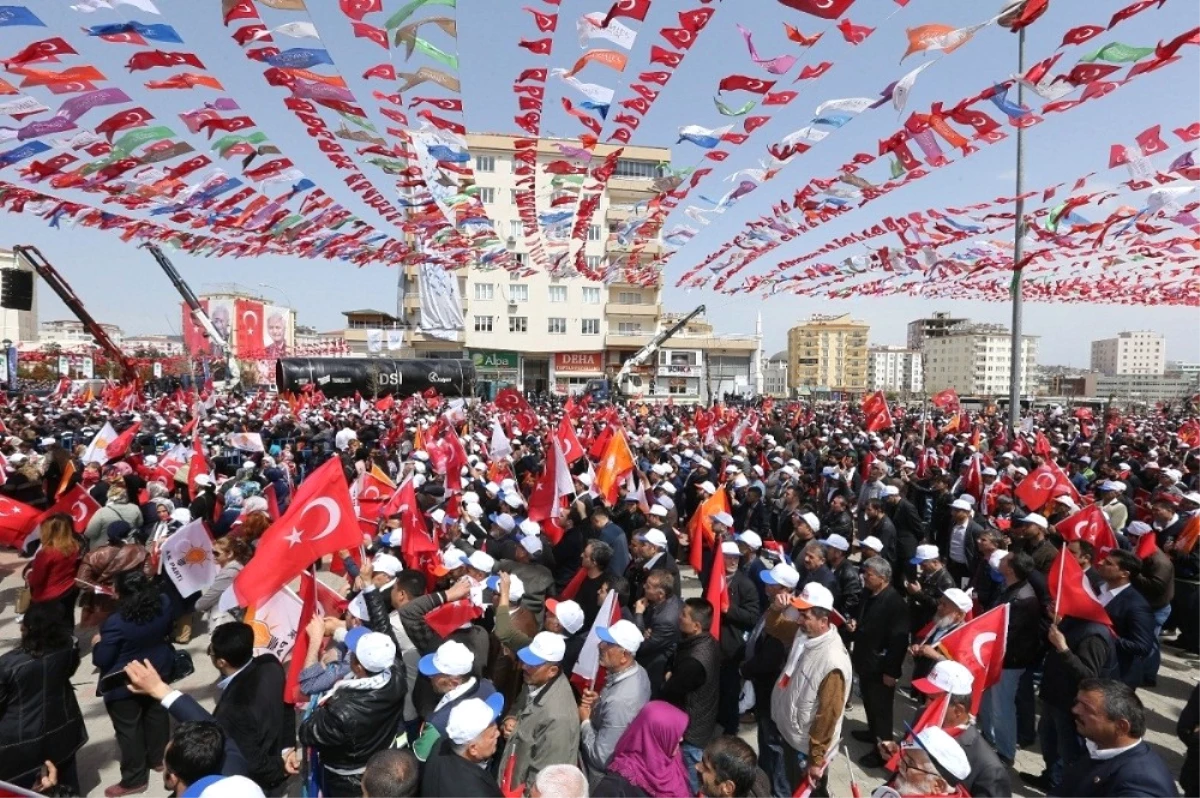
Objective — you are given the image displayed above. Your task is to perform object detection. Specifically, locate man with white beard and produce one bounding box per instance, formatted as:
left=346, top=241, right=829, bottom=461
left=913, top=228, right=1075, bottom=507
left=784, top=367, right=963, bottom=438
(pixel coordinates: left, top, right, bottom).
left=907, top=588, right=972, bottom=689
left=870, top=726, right=970, bottom=798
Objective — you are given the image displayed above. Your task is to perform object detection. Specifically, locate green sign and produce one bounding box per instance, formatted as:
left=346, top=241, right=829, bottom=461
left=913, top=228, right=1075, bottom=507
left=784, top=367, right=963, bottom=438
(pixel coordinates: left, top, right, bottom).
left=471, top=350, right=519, bottom=369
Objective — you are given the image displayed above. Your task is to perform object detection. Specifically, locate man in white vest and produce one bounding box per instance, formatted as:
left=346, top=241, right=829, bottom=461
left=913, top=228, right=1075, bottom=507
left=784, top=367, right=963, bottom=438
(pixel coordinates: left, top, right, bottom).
left=765, top=582, right=853, bottom=797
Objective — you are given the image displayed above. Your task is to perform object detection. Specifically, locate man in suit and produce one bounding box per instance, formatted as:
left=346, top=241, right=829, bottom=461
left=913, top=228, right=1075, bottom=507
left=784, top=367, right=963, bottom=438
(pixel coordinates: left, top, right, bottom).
left=590, top=506, right=630, bottom=576
left=1096, top=550, right=1156, bottom=689
left=717, top=540, right=760, bottom=736
left=1058, top=678, right=1179, bottom=797
left=942, top=499, right=982, bottom=587
left=207, top=622, right=296, bottom=795
left=847, top=556, right=909, bottom=767
left=883, top=485, right=923, bottom=587
left=626, top=525, right=678, bottom=603
left=631, top=569, right=682, bottom=696
left=862, top=500, right=899, bottom=578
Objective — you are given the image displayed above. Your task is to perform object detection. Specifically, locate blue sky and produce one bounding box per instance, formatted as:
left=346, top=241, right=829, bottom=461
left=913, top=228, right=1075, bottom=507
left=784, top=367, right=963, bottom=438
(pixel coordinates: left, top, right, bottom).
left=0, top=0, right=1196, bottom=366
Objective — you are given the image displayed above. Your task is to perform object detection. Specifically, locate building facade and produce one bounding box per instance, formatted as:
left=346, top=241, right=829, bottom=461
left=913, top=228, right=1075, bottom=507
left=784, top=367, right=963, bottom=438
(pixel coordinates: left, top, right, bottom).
left=907, top=311, right=969, bottom=351
left=38, top=319, right=124, bottom=351
left=763, top=350, right=789, bottom=398
left=0, top=250, right=38, bottom=344
left=867, top=346, right=924, bottom=395
left=122, top=335, right=183, bottom=356
left=1090, top=331, right=1165, bottom=376
left=787, top=314, right=869, bottom=394
left=923, top=322, right=1038, bottom=397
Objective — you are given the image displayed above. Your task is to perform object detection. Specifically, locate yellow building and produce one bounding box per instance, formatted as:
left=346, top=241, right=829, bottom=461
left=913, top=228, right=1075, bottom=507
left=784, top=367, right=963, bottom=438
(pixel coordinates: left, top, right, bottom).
left=787, top=314, right=869, bottom=394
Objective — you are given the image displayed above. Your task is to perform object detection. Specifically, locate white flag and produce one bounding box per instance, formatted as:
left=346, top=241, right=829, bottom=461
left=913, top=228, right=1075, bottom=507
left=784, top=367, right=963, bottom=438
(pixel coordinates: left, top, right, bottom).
left=226, top=432, right=265, bottom=452
left=82, top=422, right=118, bottom=465
left=114, top=0, right=160, bottom=12
left=552, top=69, right=614, bottom=105
left=572, top=589, right=618, bottom=685
left=893, top=61, right=935, bottom=114
left=246, top=587, right=304, bottom=662
left=386, top=330, right=404, bottom=351
left=160, top=520, right=218, bottom=598
left=577, top=12, right=637, bottom=49
left=490, top=419, right=512, bottom=461
left=813, top=97, right=876, bottom=118
left=270, top=21, right=320, bottom=39
left=367, top=329, right=383, bottom=353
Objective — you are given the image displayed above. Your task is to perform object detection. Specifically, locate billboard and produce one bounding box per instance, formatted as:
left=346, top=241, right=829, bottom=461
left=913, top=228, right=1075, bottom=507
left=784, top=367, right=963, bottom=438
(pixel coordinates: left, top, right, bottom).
left=235, top=298, right=264, bottom=357
left=208, top=299, right=233, bottom=352
left=181, top=299, right=210, bottom=356
left=264, top=304, right=293, bottom=358
left=275, top=358, right=475, bottom=398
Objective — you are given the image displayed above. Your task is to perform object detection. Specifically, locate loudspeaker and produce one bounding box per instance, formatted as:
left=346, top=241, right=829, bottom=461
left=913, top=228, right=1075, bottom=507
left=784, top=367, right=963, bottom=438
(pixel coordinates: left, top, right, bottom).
left=0, top=268, right=33, bottom=311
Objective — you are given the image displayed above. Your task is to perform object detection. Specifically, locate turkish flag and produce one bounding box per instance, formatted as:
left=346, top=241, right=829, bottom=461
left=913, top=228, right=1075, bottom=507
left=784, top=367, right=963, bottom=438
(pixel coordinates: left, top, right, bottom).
left=559, top=566, right=588, bottom=601
left=285, top=566, right=319, bottom=704
left=232, top=458, right=362, bottom=608
left=1014, top=465, right=1059, bottom=510
left=718, top=75, right=776, bottom=94
left=234, top=299, right=264, bottom=357
left=836, top=18, right=874, bottom=44
left=594, top=428, right=635, bottom=506
left=104, top=421, right=142, bottom=461
left=704, top=556, right=728, bottom=639
left=34, top=484, right=101, bottom=536
left=862, top=391, right=892, bottom=432
left=0, top=496, right=42, bottom=549
left=425, top=420, right=469, bottom=492
left=1057, top=505, right=1117, bottom=558
left=529, top=437, right=573, bottom=523
left=777, top=0, right=856, bottom=20
left=1059, top=25, right=1106, bottom=47
left=1135, top=125, right=1168, bottom=156
left=426, top=599, right=484, bottom=638
left=1048, top=548, right=1114, bottom=631
left=351, top=22, right=388, bottom=49
left=357, top=470, right=395, bottom=522
left=935, top=603, right=1009, bottom=715
left=961, top=454, right=984, bottom=504
left=601, top=0, right=651, bottom=27
left=339, top=0, right=381, bottom=21
left=494, top=387, right=529, bottom=412
left=797, top=62, right=833, bottom=81
left=554, top=416, right=585, bottom=464
left=649, top=46, right=683, bottom=68
left=931, top=388, right=960, bottom=410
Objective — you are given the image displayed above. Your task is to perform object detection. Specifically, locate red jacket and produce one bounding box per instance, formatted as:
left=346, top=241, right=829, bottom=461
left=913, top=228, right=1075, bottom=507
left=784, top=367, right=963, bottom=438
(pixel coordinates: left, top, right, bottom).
left=27, top=546, right=80, bottom=602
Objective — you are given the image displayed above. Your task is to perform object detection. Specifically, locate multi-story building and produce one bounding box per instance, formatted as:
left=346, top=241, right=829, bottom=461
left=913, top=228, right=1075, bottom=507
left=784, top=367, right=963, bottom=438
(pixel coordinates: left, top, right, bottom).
left=907, top=311, right=969, bottom=351
left=1167, top=361, right=1200, bottom=379
left=787, top=314, right=869, bottom=394
left=122, top=335, right=183, bottom=356
left=763, top=350, right=789, bottom=398
left=0, top=250, right=37, bottom=345
left=867, top=346, right=924, bottom=395
left=1090, top=331, right=1165, bottom=376
left=38, top=319, right=124, bottom=351
left=923, top=322, right=1038, bottom=397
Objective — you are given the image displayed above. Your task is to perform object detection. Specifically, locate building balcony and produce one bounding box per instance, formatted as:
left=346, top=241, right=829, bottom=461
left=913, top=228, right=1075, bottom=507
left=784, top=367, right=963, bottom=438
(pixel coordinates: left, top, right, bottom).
left=606, top=332, right=653, bottom=349
left=606, top=303, right=660, bottom=317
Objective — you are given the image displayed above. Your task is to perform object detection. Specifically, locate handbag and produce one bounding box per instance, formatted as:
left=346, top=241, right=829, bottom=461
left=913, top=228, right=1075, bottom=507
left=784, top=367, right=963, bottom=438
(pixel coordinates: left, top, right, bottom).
left=15, top=585, right=31, bottom=614
left=169, top=647, right=195, bottom=684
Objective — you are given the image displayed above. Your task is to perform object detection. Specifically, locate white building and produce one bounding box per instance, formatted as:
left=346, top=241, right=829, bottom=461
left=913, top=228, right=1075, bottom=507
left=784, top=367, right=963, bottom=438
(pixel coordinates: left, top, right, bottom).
left=867, top=346, right=924, bottom=395
left=38, top=319, right=123, bottom=352
left=1090, top=331, right=1165, bottom=376
left=0, top=250, right=38, bottom=344
left=763, top=350, right=789, bottom=398
left=122, top=335, right=183, bottom=356
left=923, top=323, right=1038, bottom=397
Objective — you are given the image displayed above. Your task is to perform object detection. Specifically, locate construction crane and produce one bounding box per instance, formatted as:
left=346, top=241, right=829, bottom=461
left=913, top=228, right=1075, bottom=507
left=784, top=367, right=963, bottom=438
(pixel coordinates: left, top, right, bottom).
left=12, top=245, right=139, bottom=384
left=587, top=304, right=707, bottom=402
left=142, top=243, right=240, bottom=388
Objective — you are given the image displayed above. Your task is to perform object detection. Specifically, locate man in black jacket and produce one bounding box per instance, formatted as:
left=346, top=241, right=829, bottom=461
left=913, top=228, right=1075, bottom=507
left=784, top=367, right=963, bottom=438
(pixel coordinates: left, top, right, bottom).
left=905, top=545, right=956, bottom=635
left=1022, top=617, right=1116, bottom=794
left=819, top=493, right=854, bottom=543
left=862, top=499, right=898, bottom=577
left=847, top=556, right=909, bottom=767
left=824, top=534, right=862, bottom=623
left=421, top=697, right=505, bottom=798
left=632, top=569, right=682, bottom=696
left=717, top=541, right=760, bottom=736
left=298, top=629, right=406, bottom=797
left=661, top=598, right=721, bottom=795
left=207, top=623, right=295, bottom=794
left=1096, top=549, right=1156, bottom=689
left=942, top=499, right=982, bottom=587
left=883, top=485, right=923, bottom=587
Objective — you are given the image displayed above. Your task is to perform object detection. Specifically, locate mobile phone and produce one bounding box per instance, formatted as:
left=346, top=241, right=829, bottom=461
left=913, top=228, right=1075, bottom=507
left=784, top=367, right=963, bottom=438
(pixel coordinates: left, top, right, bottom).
left=99, top=670, right=131, bottom=693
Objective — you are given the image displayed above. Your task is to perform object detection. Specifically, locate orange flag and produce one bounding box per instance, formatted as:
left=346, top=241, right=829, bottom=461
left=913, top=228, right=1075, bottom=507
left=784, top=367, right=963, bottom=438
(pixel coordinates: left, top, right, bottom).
left=688, top=488, right=731, bottom=572
left=594, top=428, right=634, bottom=506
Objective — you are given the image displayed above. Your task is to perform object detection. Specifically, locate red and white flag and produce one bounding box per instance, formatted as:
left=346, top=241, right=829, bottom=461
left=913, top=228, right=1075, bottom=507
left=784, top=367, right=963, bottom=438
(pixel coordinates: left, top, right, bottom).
left=1048, top=547, right=1114, bottom=631
left=571, top=589, right=619, bottom=692
left=527, top=436, right=574, bottom=523
left=935, top=603, right=1009, bottom=715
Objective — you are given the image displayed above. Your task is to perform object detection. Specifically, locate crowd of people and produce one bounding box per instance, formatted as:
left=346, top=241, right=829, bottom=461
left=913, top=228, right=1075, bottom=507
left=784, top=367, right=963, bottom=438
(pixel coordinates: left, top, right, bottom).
left=0, top=386, right=1197, bottom=798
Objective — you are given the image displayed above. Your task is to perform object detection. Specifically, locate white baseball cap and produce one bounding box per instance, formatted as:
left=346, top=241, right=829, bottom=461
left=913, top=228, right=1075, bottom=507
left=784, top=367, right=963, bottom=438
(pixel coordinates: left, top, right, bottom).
left=445, top=695, right=506, bottom=745
left=699, top=481, right=717, bottom=494
left=760, top=562, right=800, bottom=589
left=913, top=660, right=975, bottom=696
left=860, top=535, right=884, bottom=553
left=518, top=518, right=540, bottom=537
left=545, top=598, right=585, bottom=634
left=596, top=619, right=643, bottom=654
left=648, top=504, right=669, bottom=518
left=882, top=485, right=900, bottom=497
left=790, top=583, right=834, bottom=612
left=435, top=548, right=469, bottom=575
left=989, top=549, right=1010, bottom=571
left=711, top=511, right=734, bottom=527
left=519, top=536, right=543, bottom=556
left=941, top=587, right=973, bottom=613
left=1125, top=521, right=1153, bottom=537
left=910, top=544, right=940, bottom=565
left=352, top=631, right=396, bottom=673
left=800, top=512, right=821, bottom=533
left=493, top=514, right=516, bottom=533
left=467, top=551, right=495, bottom=573
left=912, top=726, right=971, bottom=781
left=950, top=499, right=973, bottom=512
left=486, top=572, right=525, bottom=601
left=658, top=482, right=677, bottom=495
left=517, top=631, right=566, bottom=666
left=418, top=640, right=475, bottom=677
left=823, top=534, right=850, bottom=552
left=503, top=493, right=524, bottom=509
left=1022, top=512, right=1048, bottom=529
left=721, top=541, right=742, bottom=556
left=636, top=528, right=669, bottom=549
left=372, top=553, right=402, bottom=576
left=735, top=531, right=762, bottom=551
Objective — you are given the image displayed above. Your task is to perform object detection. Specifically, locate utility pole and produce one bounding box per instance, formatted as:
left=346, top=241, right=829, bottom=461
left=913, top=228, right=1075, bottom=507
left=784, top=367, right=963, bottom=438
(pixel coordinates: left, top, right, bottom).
left=1008, top=27, right=1028, bottom=433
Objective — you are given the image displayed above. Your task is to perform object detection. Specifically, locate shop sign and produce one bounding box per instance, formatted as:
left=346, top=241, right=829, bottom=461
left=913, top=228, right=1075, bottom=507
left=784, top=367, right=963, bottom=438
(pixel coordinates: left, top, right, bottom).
left=555, top=351, right=603, bottom=372
left=471, top=350, right=519, bottom=369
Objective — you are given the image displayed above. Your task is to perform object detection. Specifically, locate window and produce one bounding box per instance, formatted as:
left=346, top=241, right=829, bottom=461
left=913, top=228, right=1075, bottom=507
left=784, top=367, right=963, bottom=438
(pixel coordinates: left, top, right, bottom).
left=478, top=187, right=495, bottom=204
left=548, top=317, right=567, bottom=335
left=613, top=159, right=664, bottom=179
left=474, top=283, right=494, bottom=301
left=475, top=155, right=495, bottom=172
left=510, top=189, right=519, bottom=204
left=509, top=316, right=528, bottom=333
left=582, top=286, right=601, bottom=304
left=509, top=220, right=522, bottom=239
left=587, top=225, right=601, bottom=241
left=618, top=322, right=642, bottom=334
left=669, top=379, right=689, bottom=396
left=508, top=284, right=528, bottom=302
left=582, top=318, right=600, bottom=335
left=617, top=291, right=641, bottom=305
left=549, top=285, right=567, bottom=303
left=473, top=315, right=493, bottom=333
left=586, top=255, right=603, bottom=270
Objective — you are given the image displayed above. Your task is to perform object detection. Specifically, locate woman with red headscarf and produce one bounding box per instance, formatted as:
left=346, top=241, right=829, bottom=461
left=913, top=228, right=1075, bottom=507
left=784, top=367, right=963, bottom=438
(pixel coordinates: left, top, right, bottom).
left=592, top=700, right=691, bottom=798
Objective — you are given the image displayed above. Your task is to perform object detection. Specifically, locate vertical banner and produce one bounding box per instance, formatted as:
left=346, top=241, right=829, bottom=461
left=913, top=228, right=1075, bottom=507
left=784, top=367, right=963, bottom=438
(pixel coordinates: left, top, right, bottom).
left=181, top=300, right=211, bottom=356
left=367, top=329, right=383, bottom=353
left=263, top=305, right=292, bottom=358
left=418, top=263, right=465, bottom=341
left=207, top=299, right=233, bottom=355
left=153, top=362, right=163, bottom=378
left=235, top=298, right=265, bottom=359
left=58, top=355, right=69, bottom=376
left=81, top=356, right=94, bottom=379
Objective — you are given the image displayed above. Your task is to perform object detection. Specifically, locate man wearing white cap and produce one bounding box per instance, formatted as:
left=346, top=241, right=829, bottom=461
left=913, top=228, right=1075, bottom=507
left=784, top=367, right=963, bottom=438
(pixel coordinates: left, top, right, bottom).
left=908, top=588, right=972, bottom=685
left=500, top=632, right=581, bottom=790
left=848, top=557, right=910, bottom=768
left=888, top=726, right=971, bottom=796
left=579, top=619, right=651, bottom=778
left=716, top=539, right=760, bottom=737
left=765, top=582, right=851, bottom=795
left=298, top=630, right=405, bottom=796
left=943, top=499, right=980, bottom=587
left=1013, top=512, right=1057, bottom=575
left=492, top=572, right=538, bottom=646
left=628, top=524, right=680, bottom=603
left=421, top=696, right=506, bottom=797
left=1097, top=480, right=1129, bottom=535
left=904, top=545, right=956, bottom=635
left=411, top=639, right=500, bottom=763
left=823, top=534, right=863, bottom=623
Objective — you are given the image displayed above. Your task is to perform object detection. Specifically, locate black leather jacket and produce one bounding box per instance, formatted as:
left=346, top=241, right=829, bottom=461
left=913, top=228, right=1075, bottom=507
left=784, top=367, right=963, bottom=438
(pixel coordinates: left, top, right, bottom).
left=298, top=663, right=406, bottom=772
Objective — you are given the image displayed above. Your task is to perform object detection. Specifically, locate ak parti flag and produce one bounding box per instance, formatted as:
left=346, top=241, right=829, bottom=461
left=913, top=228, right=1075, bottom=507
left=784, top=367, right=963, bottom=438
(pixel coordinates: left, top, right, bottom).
left=935, top=602, right=1009, bottom=715
left=232, top=457, right=362, bottom=608
left=594, top=427, right=634, bottom=506
left=1048, top=547, right=1114, bottom=632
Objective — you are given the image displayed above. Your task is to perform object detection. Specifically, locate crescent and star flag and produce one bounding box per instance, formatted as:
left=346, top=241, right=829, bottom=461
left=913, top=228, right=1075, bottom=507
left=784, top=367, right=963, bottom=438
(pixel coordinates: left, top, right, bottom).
left=234, top=298, right=264, bottom=356
left=594, top=427, right=634, bottom=506
left=935, top=602, right=1009, bottom=715
left=1056, top=504, right=1118, bottom=558
left=285, top=566, right=319, bottom=704
left=0, top=495, right=48, bottom=548
left=704, top=554, right=728, bottom=639
left=527, top=436, right=573, bottom=523
left=30, top=484, right=100, bottom=538
left=356, top=466, right=395, bottom=521
left=1048, top=547, right=1114, bottom=632
left=104, top=420, right=141, bottom=460
left=1014, top=464, right=1059, bottom=510
left=931, top=388, right=960, bottom=410
left=862, top=390, right=892, bottom=432
left=187, top=435, right=209, bottom=502
left=553, top=416, right=585, bottom=464
left=232, top=457, right=361, bottom=608
left=160, top=519, right=217, bottom=597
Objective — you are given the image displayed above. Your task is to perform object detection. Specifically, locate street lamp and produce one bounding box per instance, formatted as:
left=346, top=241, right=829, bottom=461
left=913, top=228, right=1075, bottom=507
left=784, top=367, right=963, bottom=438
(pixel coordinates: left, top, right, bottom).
left=257, top=282, right=294, bottom=310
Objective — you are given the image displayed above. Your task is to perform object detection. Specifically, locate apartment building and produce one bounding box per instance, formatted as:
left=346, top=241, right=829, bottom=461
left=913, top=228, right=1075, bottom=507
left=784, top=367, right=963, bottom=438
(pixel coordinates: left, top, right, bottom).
left=922, top=322, right=1038, bottom=397
left=763, top=351, right=789, bottom=398
left=907, top=311, right=969, bottom=351
left=1090, top=330, right=1165, bottom=376
left=867, top=346, right=924, bottom=395
left=787, top=314, right=869, bottom=394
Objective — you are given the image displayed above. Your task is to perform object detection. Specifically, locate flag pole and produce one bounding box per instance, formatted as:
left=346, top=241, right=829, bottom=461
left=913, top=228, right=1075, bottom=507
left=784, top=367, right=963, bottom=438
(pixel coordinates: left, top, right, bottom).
left=1007, top=26, right=1027, bottom=435
left=1054, top=547, right=1066, bottom=621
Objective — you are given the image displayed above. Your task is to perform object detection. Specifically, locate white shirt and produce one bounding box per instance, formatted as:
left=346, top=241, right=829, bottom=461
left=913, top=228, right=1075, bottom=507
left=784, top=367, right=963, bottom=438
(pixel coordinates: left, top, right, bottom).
left=949, top=523, right=969, bottom=564
left=1098, top=582, right=1130, bottom=607
left=434, top=676, right=476, bottom=712
left=644, top=551, right=664, bottom=570
left=1085, top=738, right=1141, bottom=760
left=217, top=662, right=250, bottom=691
